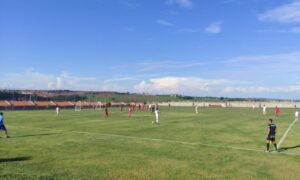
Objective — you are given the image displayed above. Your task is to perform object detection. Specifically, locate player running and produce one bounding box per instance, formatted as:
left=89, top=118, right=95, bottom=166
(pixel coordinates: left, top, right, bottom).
left=0, top=112, right=10, bottom=138
left=265, top=119, right=278, bottom=152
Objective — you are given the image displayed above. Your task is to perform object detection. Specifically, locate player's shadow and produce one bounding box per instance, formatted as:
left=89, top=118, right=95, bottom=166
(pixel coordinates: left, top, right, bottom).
left=278, top=145, right=300, bottom=152
left=11, top=133, right=57, bottom=138
left=0, top=156, right=31, bottom=163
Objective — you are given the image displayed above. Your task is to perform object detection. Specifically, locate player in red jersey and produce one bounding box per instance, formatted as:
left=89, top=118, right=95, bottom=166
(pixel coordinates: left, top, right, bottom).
left=128, top=107, right=133, bottom=118
left=274, top=106, right=280, bottom=117
left=104, top=107, right=109, bottom=119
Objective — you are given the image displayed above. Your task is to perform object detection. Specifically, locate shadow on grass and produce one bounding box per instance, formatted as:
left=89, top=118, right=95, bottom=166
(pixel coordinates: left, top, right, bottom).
left=11, top=133, right=57, bottom=138
left=0, top=156, right=31, bottom=163
left=278, top=145, right=300, bottom=152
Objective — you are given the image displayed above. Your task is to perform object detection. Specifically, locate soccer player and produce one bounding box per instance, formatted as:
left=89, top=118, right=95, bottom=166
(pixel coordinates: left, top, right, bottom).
left=195, top=105, right=198, bottom=114
left=141, top=104, right=145, bottom=111
left=120, top=104, right=124, bottom=112
left=56, top=106, right=60, bottom=117
left=153, top=105, right=160, bottom=124
left=274, top=106, right=280, bottom=117
left=0, top=112, right=9, bottom=138
left=104, top=107, right=109, bottom=119
left=128, top=107, right=133, bottom=118
left=265, top=119, right=278, bottom=152
left=262, top=105, right=267, bottom=115
left=295, top=111, right=299, bottom=121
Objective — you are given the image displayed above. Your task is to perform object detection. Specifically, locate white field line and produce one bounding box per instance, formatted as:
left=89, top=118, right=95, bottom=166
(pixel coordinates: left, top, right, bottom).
left=278, top=119, right=298, bottom=149
left=73, top=120, right=108, bottom=124
left=8, top=125, right=300, bottom=156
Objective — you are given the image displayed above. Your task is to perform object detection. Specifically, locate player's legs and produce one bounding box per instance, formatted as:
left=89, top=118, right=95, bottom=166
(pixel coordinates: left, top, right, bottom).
left=266, top=140, right=270, bottom=152
left=0, top=124, right=9, bottom=138
left=155, top=113, right=159, bottom=123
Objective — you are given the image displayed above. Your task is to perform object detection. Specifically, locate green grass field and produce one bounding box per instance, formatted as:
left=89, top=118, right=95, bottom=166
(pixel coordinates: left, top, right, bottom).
left=0, top=107, right=300, bottom=179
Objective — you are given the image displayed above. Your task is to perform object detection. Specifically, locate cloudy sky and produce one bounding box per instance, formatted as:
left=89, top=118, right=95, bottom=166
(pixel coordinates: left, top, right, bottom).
left=1, top=0, right=300, bottom=99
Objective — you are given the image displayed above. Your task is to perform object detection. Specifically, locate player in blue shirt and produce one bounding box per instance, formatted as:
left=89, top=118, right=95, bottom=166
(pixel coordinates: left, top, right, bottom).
left=265, top=119, right=277, bottom=152
left=0, top=112, right=9, bottom=138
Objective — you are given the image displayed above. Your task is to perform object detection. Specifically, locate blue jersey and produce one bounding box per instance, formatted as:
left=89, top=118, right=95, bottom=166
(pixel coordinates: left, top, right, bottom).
left=0, top=115, right=3, bottom=124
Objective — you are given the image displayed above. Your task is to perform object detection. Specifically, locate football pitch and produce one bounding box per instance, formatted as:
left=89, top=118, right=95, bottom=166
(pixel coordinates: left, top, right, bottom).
left=1, top=107, right=300, bottom=179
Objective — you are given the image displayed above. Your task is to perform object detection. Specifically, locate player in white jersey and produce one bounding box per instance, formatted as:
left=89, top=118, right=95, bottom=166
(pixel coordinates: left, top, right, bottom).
left=153, top=104, right=160, bottom=124
left=195, top=105, right=198, bottom=114
left=295, top=111, right=299, bottom=121
left=56, top=106, right=60, bottom=117
left=262, top=105, right=267, bottom=115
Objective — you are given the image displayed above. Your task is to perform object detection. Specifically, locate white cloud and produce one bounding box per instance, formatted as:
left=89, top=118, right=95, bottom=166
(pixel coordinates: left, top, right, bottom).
left=0, top=69, right=99, bottom=90
left=134, top=76, right=231, bottom=95
left=167, top=0, right=193, bottom=8
left=205, top=22, right=222, bottom=34
left=223, top=85, right=300, bottom=94
left=156, top=19, right=174, bottom=27
left=258, top=1, right=300, bottom=24
left=133, top=76, right=300, bottom=98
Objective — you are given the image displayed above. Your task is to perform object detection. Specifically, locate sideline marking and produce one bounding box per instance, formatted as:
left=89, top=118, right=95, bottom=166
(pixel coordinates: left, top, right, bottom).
left=278, top=119, right=298, bottom=149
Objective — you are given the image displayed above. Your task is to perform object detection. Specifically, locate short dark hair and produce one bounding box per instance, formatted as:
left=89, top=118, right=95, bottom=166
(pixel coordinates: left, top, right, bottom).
left=269, top=118, right=273, bottom=123
left=0, top=112, right=3, bottom=115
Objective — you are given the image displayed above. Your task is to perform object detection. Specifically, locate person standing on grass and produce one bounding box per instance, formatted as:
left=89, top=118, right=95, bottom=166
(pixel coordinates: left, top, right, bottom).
left=104, top=107, right=109, bottom=119
left=262, top=105, right=267, bottom=115
left=153, top=104, right=160, bottom=124
left=295, top=111, right=299, bottom=121
left=56, top=106, right=60, bottom=117
left=128, top=107, right=133, bottom=118
left=141, top=104, right=145, bottom=111
left=265, top=119, right=278, bottom=152
left=0, top=112, right=10, bottom=138
left=120, top=104, right=124, bottom=112
left=195, top=105, right=198, bottom=114
left=274, top=106, right=280, bottom=117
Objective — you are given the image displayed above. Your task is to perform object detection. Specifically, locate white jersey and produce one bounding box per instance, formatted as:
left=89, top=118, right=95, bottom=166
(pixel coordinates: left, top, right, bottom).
left=195, top=105, right=198, bottom=114
left=155, top=110, right=160, bottom=123
left=263, top=106, right=267, bottom=115
left=295, top=111, right=299, bottom=119
left=56, top=107, right=60, bottom=116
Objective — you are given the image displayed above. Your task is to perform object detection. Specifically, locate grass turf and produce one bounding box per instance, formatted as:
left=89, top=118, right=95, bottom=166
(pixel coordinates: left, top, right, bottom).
left=0, top=107, right=300, bottom=179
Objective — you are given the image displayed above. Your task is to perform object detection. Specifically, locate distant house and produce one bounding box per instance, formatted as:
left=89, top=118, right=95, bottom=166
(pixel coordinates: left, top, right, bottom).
left=0, top=101, right=11, bottom=110
left=34, top=101, right=57, bottom=109
left=10, top=101, right=36, bottom=110
left=74, top=101, right=92, bottom=108
left=54, top=101, right=75, bottom=109
left=111, top=102, right=126, bottom=107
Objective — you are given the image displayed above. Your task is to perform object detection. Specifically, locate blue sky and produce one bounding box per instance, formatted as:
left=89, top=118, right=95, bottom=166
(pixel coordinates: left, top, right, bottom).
left=1, top=0, right=300, bottom=99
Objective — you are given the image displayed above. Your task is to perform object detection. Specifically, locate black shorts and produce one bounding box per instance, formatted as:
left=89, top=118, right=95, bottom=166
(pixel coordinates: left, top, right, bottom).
left=0, top=124, right=7, bottom=131
left=267, top=134, right=275, bottom=141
